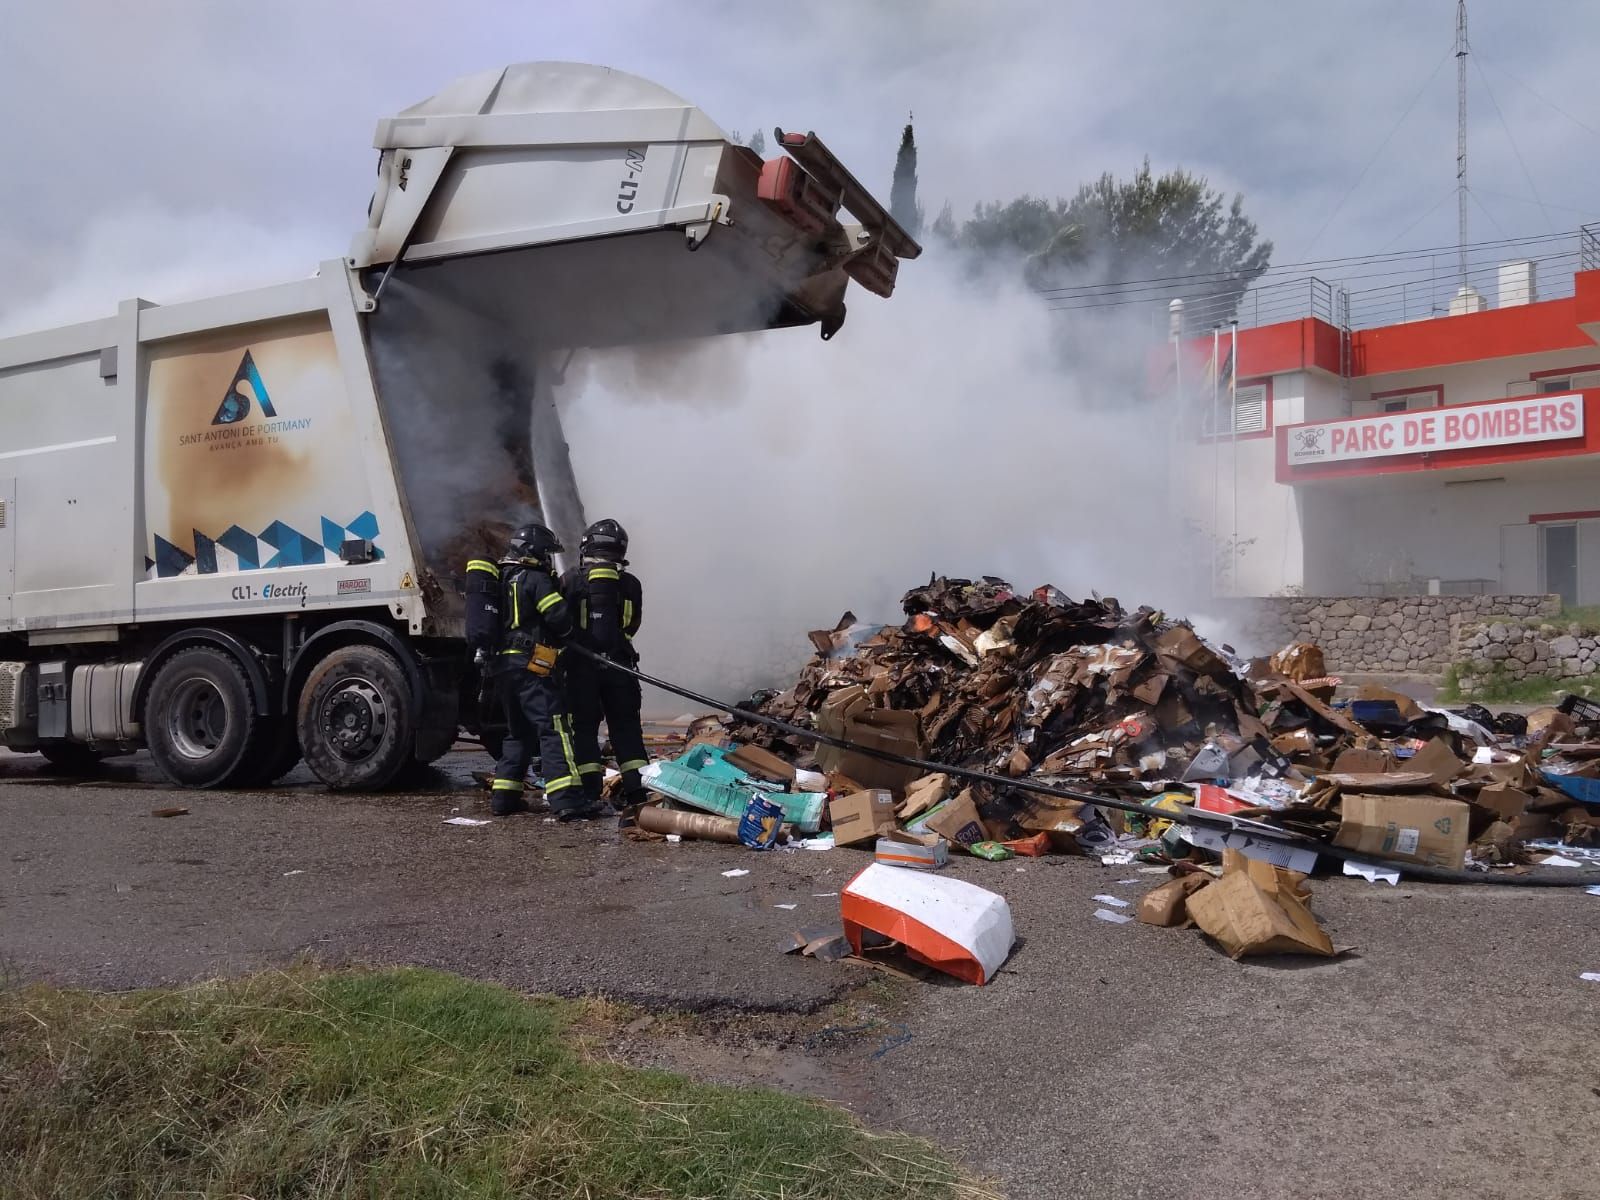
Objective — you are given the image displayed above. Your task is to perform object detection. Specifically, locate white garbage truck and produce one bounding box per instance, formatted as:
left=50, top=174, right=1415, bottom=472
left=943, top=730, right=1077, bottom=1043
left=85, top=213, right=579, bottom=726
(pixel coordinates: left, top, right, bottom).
left=0, top=62, right=919, bottom=789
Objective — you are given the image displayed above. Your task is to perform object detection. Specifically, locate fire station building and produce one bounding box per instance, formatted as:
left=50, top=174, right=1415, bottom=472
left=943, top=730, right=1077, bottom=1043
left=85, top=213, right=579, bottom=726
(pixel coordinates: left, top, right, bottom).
left=1174, top=265, right=1600, bottom=605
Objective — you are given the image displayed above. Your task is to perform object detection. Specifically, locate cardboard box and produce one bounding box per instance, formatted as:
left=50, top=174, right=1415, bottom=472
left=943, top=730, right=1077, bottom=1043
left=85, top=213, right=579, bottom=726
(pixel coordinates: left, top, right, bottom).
left=725, top=743, right=796, bottom=785
left=1407, top=737, right=1465, bottom=786
left=829, top=789, right=898, bottom=848
left=1186, top=869, right=1338, bottom=959
left=874, top=830, right=950, bottom=870
left=1334, top=793, right=1470, bottom=869
left=1330, top=747, right=1396, bottom=774
left=1018, top=799, right=1091, bottom=852
left=813, top=686, right=924, bottom=793
left=1473, top=784, right=1532, bottom=823
left=1355, top=683, right=1423, bottom=723
left=926, top=788, right=990, bottom=847
left=1137, top=874, right=1211, bottom=927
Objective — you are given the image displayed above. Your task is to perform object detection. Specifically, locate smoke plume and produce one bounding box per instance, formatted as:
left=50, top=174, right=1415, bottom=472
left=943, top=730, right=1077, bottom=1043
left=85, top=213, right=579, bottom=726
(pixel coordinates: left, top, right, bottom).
left=559, top=252, right=1234, bottom=707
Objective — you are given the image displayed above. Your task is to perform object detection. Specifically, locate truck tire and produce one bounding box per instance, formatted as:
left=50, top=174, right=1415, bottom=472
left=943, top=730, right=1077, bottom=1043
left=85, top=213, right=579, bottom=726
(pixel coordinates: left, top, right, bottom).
left=236, top=719, right=302, bottom=788
left=297, top=644, right=415, bottom=791
left=144, top=646, right=269, bottom=789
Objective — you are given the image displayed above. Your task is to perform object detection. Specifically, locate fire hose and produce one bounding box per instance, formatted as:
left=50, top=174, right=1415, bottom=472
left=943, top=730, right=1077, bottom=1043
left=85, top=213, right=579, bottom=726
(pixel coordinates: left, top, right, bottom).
left=569, top=644, right=1600, bottom=887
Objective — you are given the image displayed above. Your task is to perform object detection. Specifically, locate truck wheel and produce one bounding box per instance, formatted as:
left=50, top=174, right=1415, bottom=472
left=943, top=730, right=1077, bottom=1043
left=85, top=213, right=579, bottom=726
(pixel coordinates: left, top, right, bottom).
left=144, top=646, right=267, bottom=788
left=236, top=719, right=302, bottom=788
left=297, top=645, right=415, bottom=791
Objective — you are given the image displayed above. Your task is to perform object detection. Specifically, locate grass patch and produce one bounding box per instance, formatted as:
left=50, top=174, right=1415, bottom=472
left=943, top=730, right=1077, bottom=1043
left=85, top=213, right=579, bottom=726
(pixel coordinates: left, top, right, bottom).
left=1557, top=604, right=1600, bottom=633
left=0, top=967, right=985, bottom=1200
left=1439, top=667, right=1598, bottom=705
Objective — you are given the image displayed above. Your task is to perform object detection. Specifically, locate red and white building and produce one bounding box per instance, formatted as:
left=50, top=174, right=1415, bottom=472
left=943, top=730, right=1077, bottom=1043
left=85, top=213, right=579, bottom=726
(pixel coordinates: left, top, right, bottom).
left=1171, top=263, right=1600, bottom=604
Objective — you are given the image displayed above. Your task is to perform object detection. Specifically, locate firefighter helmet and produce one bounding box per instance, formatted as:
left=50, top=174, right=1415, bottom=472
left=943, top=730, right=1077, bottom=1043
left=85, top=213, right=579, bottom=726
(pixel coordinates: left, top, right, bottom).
left=503, top=522, right=562, bottom=564
left=580, top=518, right=628, bottom=561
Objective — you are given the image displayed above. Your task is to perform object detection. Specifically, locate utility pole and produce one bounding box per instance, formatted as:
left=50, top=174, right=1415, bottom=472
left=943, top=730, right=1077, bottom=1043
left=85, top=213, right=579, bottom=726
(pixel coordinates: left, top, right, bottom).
left=1455, top=0, right=1469, bottom=287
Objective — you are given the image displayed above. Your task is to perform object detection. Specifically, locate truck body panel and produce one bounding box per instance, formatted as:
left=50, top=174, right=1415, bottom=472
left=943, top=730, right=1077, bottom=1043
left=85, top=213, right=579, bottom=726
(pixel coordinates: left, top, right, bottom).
left=0, top=61, right=920, bottom=787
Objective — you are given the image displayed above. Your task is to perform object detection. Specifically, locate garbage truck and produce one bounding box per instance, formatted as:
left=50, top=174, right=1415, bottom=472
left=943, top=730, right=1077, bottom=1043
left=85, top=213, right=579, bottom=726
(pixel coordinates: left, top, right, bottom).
left=0, top=62, right=920, bottom=790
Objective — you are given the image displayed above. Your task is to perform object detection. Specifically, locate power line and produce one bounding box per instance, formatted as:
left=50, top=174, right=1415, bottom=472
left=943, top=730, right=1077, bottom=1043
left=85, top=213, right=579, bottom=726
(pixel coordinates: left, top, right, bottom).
left=1036, top=231, right=1577, bottom=308
left=1467, top=188, right=1513, bottom=242
left=1299, top=43, right=1455, bottom=261
left=1031, top=228, right=1575, bottom=297
left=1471, top=53, right=1556, bottom=235
left=1475, top=48, right=1600, bottom=144
left=1376, top=185, right=1462, bottom=253
left=1471, top=187, right=1600, bottom=219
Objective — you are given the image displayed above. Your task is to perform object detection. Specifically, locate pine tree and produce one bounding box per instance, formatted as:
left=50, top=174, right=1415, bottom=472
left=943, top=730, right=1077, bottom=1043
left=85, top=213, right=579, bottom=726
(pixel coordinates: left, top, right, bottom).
left=890, top=119, right=923, bottom=238
left=747, top=129, right=766, bottom=156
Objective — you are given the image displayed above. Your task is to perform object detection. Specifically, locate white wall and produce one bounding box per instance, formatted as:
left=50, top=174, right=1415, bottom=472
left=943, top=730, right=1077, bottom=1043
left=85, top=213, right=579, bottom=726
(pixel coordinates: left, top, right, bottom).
left=1354, top=347, right=1600, bottom=410
left=1298, top=461, right=1600, bottom=595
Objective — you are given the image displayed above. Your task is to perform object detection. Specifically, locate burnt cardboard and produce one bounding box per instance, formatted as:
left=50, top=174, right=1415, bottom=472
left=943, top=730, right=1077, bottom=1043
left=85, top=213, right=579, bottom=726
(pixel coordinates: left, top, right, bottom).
left=813, top=686, right=924, bottom=793
left=829, top=789, right=898, bottom=848
left=1334, top=793, right=1470, bottom=869
left=1355, top=683, right=1424, bottom=723
left=726, top=743, right=796, bottom=785
left=926, top=787, right=990, bottom=847
left=1330, top=747, right=1396, bottom=774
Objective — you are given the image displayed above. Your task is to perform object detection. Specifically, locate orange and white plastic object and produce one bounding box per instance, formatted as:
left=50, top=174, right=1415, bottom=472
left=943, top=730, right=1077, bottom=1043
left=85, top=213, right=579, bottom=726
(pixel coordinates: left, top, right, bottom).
left=840, top=863, right=1015, bottom=985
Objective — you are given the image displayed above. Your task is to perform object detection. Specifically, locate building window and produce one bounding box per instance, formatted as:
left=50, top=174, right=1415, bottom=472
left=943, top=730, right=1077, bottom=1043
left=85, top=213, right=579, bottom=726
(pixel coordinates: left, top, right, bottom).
left=1359, top=388, right=1440, bottom=415
left=1204, top=383, right=1267, bottom=435
left=1531, top=369, right=1600, bottom=395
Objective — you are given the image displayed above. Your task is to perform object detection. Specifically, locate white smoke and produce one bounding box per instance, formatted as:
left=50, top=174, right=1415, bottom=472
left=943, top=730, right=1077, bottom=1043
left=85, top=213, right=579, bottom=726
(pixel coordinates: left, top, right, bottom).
left=560, top=253, right=1244, bottom=704
left=0, top=206, right=331, bottom=337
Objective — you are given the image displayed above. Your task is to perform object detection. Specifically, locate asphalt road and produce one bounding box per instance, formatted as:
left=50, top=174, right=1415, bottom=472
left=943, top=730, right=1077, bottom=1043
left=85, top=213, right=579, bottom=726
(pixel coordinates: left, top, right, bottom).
left=4, top=747, right=1598, bottom=1200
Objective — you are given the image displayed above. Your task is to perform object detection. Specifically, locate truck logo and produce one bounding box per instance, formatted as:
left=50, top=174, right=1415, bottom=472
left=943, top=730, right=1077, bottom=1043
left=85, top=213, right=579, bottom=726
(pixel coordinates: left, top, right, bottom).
left=211, top=351, right=278, bottom=425
left=616, top=147, right=646, bottom=214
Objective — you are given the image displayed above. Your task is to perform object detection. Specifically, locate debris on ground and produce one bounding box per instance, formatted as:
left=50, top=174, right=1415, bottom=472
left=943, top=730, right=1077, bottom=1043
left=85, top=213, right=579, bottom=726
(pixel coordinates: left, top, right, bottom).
left=622, top=574, right=1600, bottom=975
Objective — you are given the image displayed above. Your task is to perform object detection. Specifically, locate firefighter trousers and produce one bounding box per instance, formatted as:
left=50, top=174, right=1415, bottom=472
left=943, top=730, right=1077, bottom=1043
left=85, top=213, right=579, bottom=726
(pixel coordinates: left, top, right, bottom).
left=568, top=657, right=648, bottom=800
left=492, top=668, right=584, bottom=815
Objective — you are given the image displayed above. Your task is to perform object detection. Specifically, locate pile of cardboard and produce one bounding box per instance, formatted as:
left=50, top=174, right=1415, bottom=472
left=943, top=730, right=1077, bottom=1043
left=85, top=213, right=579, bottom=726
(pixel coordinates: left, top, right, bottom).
left=738, top=575, right=1264, bottom=789
left=727, top=575, right=1600, bottom=873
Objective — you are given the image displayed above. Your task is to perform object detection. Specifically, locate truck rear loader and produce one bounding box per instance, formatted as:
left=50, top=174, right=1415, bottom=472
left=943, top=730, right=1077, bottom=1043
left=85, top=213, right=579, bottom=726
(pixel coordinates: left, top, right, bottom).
left=0, top=62, right=919, bottom=789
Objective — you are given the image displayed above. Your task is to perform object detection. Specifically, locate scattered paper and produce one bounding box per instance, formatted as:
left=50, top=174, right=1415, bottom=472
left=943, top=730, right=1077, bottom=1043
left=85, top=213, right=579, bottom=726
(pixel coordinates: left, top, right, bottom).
left=282, top=870, right=305, bottom=877
left=1091, top=894, right=1130, bottom=907
left=797, top=834, right=835, bottom=851
left=1582, top=972, right=1600, bottom=983
left=1094, top=908, right=1134, bottom=924
left=721, top=868, right=750, bottom=878
left=443, top=816, right=492, bottom=827
left=665, top=833, right=682, bottom=843
left=774, top=903, right=797, bottom=910
left=1536, top=854, right=1583, bottom=868
left=1138, top=866, right=1171, bottom=875
left=1342, top=859, right=1401, bottom=886
left=1100, top=851, right=1137, bottom=866
left=1585, top=886, right=1600, bottom=897
left=1472, top=746, right=1497, bottom=764
left=1116, top=878, right=1142, bottom=884
left=812, top=892, right=838, bottom=898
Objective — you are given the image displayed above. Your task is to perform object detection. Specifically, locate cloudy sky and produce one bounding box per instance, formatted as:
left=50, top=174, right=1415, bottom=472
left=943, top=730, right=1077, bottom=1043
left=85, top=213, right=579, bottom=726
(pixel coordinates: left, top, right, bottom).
left=4, top=0, right=1598, bottom=332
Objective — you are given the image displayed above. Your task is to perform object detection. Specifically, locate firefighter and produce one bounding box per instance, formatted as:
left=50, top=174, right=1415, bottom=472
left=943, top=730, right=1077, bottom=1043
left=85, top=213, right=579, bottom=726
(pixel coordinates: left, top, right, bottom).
left=488, top=522, right=594, bottom=820
left=561, top=518, right=648, bottom=808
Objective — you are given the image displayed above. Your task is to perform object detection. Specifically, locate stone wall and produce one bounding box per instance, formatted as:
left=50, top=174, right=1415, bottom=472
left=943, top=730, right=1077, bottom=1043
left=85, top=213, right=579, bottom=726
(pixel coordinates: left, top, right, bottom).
left=1245, top=594, right=1561, bottom=675
left=1453, top=619, right=1600, bottom=695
